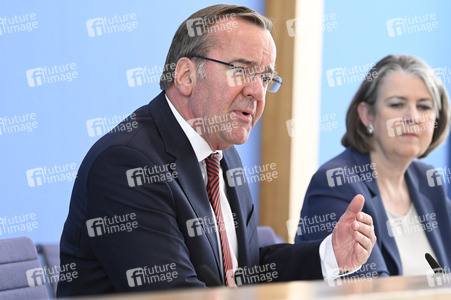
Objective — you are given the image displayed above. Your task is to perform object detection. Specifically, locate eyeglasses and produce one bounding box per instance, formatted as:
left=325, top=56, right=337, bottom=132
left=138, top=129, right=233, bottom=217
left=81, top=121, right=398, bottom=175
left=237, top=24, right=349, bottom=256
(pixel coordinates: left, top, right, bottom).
left=190, top=55, right=283, bottom=93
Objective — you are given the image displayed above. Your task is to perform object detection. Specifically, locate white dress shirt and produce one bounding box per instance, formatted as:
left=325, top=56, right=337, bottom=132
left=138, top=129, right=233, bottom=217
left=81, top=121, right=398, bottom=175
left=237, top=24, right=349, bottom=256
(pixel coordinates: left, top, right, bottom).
left=165, top=94, right=342, bottom=279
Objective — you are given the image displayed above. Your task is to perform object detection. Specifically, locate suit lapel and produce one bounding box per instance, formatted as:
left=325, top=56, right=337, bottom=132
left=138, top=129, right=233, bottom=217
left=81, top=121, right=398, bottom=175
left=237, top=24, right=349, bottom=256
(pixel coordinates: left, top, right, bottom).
left=149, top=93, right=222, bottom=276
left=173, top=155, right=222, bottom=274
left=221, top=149, right=252, bottom=267
left=351, top=150, right=402, bottom=274
left=406, top=168, right=448, bottom=268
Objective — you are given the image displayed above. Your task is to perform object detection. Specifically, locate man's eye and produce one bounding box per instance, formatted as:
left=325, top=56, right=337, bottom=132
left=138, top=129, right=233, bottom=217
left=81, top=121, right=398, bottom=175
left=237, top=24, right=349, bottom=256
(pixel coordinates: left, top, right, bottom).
left=261, top=74, right=274, bottom=84
left=234, top=67, right=246, bottom=73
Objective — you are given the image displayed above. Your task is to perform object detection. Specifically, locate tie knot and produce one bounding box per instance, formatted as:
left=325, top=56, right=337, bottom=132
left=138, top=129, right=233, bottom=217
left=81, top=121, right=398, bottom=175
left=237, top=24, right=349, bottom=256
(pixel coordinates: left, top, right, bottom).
left=206, top=152, right=220, bottom=166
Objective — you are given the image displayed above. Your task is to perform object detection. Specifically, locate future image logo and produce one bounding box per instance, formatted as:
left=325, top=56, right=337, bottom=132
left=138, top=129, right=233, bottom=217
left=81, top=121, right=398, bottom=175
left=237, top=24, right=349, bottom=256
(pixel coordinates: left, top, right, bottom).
left=0, top=13, right=38, bottom=36
left=226, top=69, right=247, bottom=87
left=386, top=13, right=438, bottom=37
left=26, top=163, right=77, bottom=187
left=226, top=168, right=247, bottom=187
left=386, top=208, right=438, bottom=237
left=86, top=213, right=138, bottom=237
left=86, top=13, right=138, bottom=37
left=386, top=115, right=437, bottom=137
left=226, top=163, right=278, bottom=188
left=433, top=66, right=451, bottom=84
left=325, top=163, right=377, bottom=188
left=186, top=214, right=237, bottom=238
left=0, top=213, right=38, bottom=236
left=0, top=113, right=38, bottom=136
left=186, top=218, right=203, bottom=237
left=426, top=167, right=451, bottom=187
left=386, top=212, right=438, bottom=238
left=295, top=213, right=337, bottom=237
left=325, top=263, right=378, bottom=287
left=26, top=63, right=78, bottom=87
left=126, top=68, right=145, bottom=87
left=225, top=263, right=278, bottom=287
left=326, top=63, right=376, bottom=87
left=26, top=268, right=45, bottom=287
left=26, top=264, right=78, bottom=287
left=426, top=268, right=451, bottom=287
left=285, top=18, right=299, bottom=37
left=286, top=13, right=338, bottom=37
left=25, top=164, right=77, bottom=187
left=186, top=18, right=205, bottom=37
left=187, top=113, right=238, bottom=136
left=426, top=168, right=444, bottom=187
left=125, top=163, right=177, bottom=187
left=126, top=64, right=176, bottom=87
left=26, top=68, right=44, bottom=87
left=186, top=14, right=237, bottom=37
left=225, top=65, right=269, bottom=88
left=86, top=113, right=138, bottom=137
left=286, top=113, right=339, bottom=137
left=126, top=264, right=179, bottom=287
left=386, top=18, right=404, bottom=37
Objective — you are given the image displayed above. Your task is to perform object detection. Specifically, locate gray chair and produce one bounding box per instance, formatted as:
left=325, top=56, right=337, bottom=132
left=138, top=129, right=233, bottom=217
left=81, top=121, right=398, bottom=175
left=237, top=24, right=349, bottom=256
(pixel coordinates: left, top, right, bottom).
left=0, top=237, right=49, bottom=299
left=257, top=226, right=285, bottom=247
left=36, top=243, right=60, bottom=298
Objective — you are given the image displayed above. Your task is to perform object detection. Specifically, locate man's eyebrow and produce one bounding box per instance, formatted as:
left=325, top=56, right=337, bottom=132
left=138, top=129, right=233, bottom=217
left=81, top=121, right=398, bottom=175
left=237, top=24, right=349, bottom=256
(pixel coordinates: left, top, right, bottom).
left=229, top=58, right=275, bottom=74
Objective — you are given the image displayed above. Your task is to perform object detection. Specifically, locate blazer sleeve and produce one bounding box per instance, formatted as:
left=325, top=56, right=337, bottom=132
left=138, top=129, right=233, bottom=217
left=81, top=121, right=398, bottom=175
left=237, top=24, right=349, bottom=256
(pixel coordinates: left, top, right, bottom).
left=259, top=241, right=323, bottom=281
left=86, top=146, right=206, bottom=292
left=295, top=168, right=390, bottom=278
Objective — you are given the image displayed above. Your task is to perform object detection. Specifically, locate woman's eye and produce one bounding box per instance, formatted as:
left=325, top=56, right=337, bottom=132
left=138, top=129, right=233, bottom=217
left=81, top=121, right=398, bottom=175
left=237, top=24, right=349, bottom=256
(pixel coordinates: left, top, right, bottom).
left=389, top=102, right=403, bottom=108
left=418, top=104, right=432, bottom=110
left=234, top=67, right=245, bottom=73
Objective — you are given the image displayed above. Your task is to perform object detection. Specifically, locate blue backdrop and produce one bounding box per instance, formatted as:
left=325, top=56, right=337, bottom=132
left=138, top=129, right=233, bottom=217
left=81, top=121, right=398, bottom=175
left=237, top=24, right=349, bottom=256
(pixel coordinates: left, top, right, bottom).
left=1, top=0, right=450, bottom=244
left=1, top=0, right=265, bottom=243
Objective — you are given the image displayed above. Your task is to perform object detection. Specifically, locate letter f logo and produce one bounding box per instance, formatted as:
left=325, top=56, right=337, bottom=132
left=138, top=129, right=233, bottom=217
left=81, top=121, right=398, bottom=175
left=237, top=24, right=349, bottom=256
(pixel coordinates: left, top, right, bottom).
left=86, top=18, right=104, bottom=37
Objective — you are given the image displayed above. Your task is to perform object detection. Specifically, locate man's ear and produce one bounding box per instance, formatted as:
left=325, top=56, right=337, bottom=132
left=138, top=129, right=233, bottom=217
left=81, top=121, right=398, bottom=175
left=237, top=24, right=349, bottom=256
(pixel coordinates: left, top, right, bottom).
left=357, top=102, right=374, bottom=127
left=173, top=57, right=197, bottom=96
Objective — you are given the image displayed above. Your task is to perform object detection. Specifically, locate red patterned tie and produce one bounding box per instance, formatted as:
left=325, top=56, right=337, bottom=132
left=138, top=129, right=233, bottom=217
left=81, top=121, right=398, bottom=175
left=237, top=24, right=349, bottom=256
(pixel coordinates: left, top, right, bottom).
left=205, top=153, right=235, bottom=287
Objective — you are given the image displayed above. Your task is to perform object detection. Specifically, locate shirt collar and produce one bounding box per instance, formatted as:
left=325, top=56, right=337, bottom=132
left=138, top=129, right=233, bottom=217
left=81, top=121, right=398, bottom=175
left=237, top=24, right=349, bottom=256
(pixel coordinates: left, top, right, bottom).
left=165, top=93, right=222, bottom=162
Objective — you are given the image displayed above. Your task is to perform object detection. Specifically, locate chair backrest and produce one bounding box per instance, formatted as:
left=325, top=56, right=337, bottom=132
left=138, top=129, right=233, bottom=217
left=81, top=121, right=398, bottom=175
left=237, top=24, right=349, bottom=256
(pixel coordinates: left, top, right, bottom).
left=36, top=243, right=60, bottom=298
left=257, top=226, right=285, bottom=247
left=0, top=236, right=49, bottom=299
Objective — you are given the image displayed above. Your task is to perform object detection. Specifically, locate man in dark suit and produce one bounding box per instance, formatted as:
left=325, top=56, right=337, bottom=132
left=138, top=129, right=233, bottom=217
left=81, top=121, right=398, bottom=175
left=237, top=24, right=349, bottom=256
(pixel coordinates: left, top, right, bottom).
left=58, top=4, right=376, bottom=296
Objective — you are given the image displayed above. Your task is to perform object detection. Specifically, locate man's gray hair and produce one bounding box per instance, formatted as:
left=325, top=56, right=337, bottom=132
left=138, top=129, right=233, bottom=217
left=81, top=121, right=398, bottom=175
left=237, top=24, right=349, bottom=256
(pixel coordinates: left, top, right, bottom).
left=159, top=4, right=273, bottom=90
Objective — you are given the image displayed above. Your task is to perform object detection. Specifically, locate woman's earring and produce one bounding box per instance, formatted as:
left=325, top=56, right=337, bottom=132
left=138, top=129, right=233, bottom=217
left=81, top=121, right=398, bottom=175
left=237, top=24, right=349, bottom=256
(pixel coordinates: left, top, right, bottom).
left=367, top=124, right=374, bottom=135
